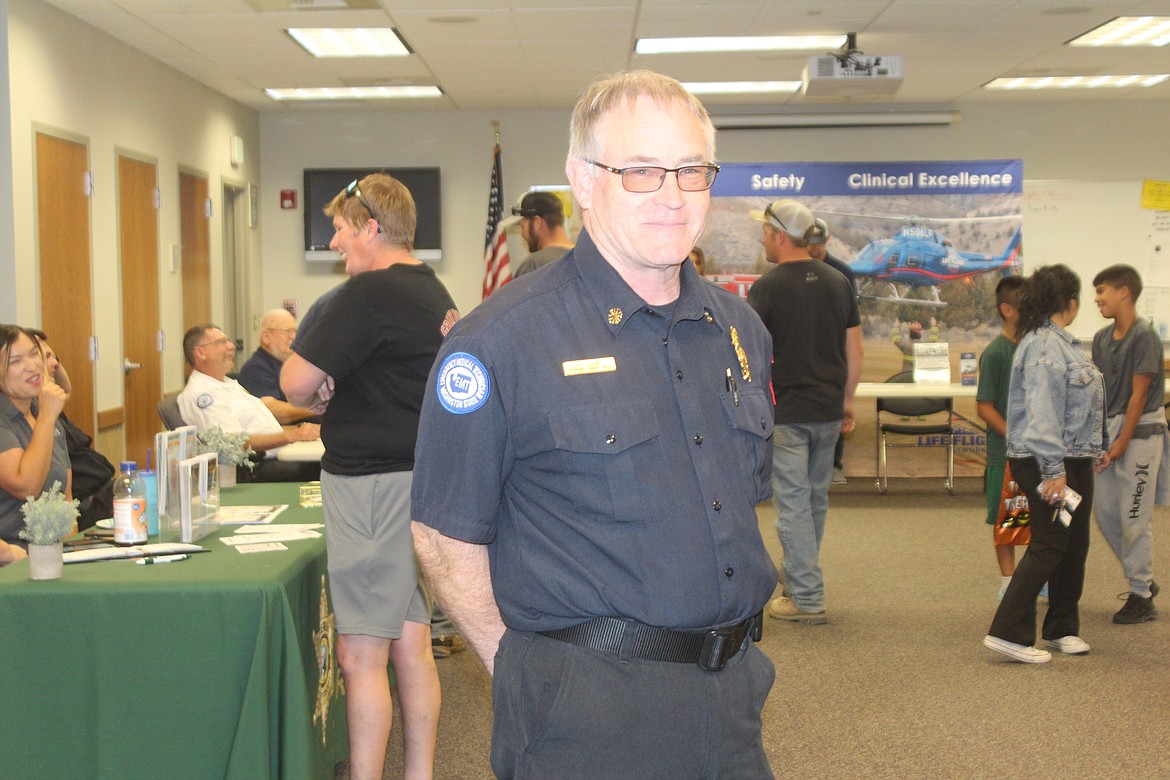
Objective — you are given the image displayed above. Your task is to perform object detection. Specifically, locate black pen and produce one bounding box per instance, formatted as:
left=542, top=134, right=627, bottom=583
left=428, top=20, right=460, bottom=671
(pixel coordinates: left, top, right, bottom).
left=725, top=368, right=739, bottom=406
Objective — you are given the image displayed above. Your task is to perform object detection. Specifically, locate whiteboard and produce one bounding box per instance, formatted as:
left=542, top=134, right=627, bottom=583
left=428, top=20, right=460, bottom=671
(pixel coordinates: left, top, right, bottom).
left=1022, top=180, right=1169, bottom=340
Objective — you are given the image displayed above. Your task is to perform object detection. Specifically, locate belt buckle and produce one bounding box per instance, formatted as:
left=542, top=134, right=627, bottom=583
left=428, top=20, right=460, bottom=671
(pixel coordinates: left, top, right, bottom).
left=697, top=622, right=747, bottom=672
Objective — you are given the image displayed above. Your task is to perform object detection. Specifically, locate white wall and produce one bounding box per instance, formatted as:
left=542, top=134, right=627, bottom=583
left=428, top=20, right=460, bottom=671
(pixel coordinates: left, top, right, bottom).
left=0, top=0, right=14, bottom=320
left=260, top=108, right=572, bottom=317
left=7, top=0, right=261, bottom=407
left=260, top=98, right=1170, bottom=319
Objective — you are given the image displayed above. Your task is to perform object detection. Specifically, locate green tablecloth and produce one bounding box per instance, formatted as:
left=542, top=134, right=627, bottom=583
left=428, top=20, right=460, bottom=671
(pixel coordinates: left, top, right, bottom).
left=0, top=483, right=347, bottom=779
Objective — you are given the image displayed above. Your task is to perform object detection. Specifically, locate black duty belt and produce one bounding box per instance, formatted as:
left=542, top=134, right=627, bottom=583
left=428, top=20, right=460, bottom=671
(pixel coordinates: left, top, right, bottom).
left=537, top=612, right=763, bottom=672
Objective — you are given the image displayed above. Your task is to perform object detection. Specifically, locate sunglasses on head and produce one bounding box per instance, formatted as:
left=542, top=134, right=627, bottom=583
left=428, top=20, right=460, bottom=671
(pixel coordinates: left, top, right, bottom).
left=345, top=179, right=382, bottom=233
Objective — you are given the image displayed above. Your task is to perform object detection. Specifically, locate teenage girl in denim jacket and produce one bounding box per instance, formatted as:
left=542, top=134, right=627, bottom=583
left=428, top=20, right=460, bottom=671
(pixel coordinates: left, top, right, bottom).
left=984, top=265, right=1106, bottom=663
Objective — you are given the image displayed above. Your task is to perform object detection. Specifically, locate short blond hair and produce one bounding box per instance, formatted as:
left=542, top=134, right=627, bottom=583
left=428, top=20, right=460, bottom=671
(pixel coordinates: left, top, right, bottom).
left=567, top=70, right=716, bottom=165
left=325, top=172, right=417, bottom=251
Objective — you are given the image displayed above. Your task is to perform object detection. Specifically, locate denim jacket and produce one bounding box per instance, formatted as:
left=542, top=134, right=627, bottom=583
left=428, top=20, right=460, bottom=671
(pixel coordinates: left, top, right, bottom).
left=1005, top=319, right=1106, bottom=480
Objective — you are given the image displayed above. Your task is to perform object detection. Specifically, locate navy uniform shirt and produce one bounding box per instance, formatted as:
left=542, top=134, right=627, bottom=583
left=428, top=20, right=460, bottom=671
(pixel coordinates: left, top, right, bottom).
left=412, top=229, right=778, bottom=633
left=237, top=347, right=285, bottom=402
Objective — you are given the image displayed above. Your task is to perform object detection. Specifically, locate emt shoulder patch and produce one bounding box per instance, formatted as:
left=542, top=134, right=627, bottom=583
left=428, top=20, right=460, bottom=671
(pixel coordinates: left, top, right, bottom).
left=436, top=352, right=490, bottom=414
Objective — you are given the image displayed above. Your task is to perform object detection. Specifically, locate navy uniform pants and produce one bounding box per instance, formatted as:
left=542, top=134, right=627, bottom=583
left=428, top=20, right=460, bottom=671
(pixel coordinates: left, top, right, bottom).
left=490, top=628, right=776, bottom=779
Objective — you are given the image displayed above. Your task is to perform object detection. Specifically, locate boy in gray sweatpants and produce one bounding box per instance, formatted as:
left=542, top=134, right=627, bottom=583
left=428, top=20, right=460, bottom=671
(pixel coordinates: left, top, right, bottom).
left=1090, top=264, right=1168, bottom=624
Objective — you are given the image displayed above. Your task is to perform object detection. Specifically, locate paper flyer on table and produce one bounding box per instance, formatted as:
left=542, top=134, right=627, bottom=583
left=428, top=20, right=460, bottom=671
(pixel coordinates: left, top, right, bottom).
left=217, top=504, right=289, bottom=525
left=220, top=529, right=321, bottom=546
left=233, top=523, right=323, bottom=533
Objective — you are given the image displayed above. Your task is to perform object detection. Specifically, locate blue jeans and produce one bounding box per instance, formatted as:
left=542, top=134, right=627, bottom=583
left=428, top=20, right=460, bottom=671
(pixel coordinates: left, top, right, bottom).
left=772, top=420, right=840, bottom=612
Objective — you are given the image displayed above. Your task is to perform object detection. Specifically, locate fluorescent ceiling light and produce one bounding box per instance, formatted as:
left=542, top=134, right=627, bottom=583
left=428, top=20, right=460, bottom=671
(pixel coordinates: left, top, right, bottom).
left=636, top=35, right=845, bottom=54
left=1068, top=16, right=1170, bottom=47
left=287, top=28, right=410, bottom=57
left=683, top=81, right=801, bottom=95
left=984, top=75, right=1169, bottom=90
left=712, top=111, right=957, bottom=129
left=266, top=86, right=442, bottom=101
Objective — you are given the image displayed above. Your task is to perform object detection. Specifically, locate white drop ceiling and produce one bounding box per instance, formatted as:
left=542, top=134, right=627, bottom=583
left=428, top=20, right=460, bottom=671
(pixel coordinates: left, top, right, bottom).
left=39, top=0, right=1170, bottom=112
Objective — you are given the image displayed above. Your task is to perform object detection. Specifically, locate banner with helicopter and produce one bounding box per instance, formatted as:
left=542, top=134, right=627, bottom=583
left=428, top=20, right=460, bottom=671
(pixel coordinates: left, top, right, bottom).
left=701, top=159, right=1024, bottom=478
left=703, top=159, right=1022, bottom=309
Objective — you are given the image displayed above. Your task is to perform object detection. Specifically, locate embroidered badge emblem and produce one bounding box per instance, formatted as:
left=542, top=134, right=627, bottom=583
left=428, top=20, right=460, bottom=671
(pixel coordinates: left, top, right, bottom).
left=312, top=575, right=343, bottom=745
left=196, top=393, right=214, bottom=409
left=437, top=352, right=490, bottom=414
left=607, top=308, right=623, bottom=325
left=440, top=309, right=461, bottom=337
left=730, top=326, right=751, bottom=382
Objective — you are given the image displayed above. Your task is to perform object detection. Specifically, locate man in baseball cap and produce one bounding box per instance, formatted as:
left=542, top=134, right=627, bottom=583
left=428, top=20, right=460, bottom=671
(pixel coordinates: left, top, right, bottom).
left=749, top=198, right=817, bottom=242
left=747, top=198, right=862, bottom=626
left=503, top=191, right=575, bottom=278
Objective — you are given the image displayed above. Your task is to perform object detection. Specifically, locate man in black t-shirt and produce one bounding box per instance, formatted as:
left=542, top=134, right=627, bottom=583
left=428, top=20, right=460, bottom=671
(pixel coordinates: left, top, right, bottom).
left=281, top=173, right=458, bottom=780
left=748, top=199, right=862, bottom=626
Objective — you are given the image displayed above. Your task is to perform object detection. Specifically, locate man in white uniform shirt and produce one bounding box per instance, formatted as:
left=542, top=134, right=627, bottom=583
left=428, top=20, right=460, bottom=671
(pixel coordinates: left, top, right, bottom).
left=178, top=324, right=320, bottom=481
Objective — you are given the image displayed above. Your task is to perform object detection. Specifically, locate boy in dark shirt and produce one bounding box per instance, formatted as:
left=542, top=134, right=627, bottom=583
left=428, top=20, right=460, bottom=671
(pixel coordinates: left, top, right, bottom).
left=976, top=277, right=1025, bottom=599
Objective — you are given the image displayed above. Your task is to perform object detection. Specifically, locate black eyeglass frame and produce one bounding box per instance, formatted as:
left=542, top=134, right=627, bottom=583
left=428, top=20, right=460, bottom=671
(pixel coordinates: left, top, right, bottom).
left=586, top=160, right=721, bottom=193
left=345, top=179, right=383, bottom=233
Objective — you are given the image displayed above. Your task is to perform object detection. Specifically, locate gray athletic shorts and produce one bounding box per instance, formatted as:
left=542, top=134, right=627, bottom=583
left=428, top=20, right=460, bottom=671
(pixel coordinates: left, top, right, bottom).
left=321, top=469, right=430, bottom=638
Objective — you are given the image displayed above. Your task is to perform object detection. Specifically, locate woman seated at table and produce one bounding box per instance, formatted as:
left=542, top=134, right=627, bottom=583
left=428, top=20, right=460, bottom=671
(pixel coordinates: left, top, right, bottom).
left=0, top=325, right=72, bottom=566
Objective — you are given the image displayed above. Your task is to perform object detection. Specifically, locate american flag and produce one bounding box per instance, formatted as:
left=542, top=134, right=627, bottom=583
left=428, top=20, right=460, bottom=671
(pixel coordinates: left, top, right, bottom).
left=482, top=141, right=511, bottom=298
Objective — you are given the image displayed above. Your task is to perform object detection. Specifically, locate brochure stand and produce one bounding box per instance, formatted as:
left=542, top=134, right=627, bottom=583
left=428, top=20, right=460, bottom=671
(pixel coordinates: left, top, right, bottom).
left=155, top=426, right=200, bottom=543
left=913, top=342, right=951, bottom=385
left=178, top=452, right=220, bottom=543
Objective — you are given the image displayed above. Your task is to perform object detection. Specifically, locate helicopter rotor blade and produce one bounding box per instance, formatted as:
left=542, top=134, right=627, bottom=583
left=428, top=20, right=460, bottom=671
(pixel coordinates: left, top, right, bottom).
left=816, top=210, right=1021, bottom=224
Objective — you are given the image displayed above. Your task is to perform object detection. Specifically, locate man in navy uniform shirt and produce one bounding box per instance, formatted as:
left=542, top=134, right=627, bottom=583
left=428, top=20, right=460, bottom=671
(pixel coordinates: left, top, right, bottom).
left=412, top=70, right=779, bottom=778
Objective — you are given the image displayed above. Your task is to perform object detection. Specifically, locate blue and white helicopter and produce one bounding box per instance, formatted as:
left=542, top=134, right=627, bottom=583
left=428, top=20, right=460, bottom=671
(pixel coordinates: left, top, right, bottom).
left=827, top=215, right=1023, bottom=308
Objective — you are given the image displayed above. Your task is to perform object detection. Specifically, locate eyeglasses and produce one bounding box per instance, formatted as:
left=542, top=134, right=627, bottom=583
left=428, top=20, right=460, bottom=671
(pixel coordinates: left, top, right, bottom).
left=198, top=337, right=233, bottom=349
left=345, top=179, right=383, bottom=233
left=266, top=327, right=297, bottom=337
left=587, top=160, right=720, bottom=193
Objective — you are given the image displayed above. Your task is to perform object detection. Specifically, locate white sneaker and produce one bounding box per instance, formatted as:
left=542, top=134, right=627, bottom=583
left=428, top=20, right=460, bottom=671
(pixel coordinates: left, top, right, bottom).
left=1044, top=635, right=1090, bottom=655
left=831, top=467, right=847, bottom=485
left=983, top=635, right=1052, bottom=663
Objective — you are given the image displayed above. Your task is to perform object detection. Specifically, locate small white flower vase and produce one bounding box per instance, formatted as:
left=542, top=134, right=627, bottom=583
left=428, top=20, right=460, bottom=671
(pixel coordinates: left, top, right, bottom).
left=28, top=541, right=64, bottom=580
left=219, top=464, right=237, bottom=489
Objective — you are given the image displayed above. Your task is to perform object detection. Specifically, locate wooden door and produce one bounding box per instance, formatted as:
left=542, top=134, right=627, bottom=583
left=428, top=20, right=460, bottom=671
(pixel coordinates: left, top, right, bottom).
left=36, top=133, right=95, bottom=436
left=117, top=155, right=161, bottom=468
left=180, top=171, right=211, bottom=334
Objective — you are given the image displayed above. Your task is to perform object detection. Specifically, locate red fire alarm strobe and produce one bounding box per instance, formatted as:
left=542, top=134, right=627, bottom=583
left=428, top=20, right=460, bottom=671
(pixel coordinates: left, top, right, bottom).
left=280, top=190, right=297, bottom=209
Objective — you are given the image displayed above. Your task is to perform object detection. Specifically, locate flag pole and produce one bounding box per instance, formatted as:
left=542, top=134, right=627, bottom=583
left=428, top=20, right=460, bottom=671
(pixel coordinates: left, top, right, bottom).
left=482, top=120, right=511, bottom=298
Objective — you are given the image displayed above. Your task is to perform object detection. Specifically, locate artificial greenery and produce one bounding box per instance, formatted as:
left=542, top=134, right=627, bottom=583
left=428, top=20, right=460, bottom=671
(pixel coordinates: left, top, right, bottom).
left=199, top=426, right=255, bottom=469
left=19, top=481, right=79, bottom=545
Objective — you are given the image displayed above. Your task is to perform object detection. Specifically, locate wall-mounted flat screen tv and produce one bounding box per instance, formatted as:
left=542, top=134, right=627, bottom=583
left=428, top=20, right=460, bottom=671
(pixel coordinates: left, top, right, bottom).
left=303, top=167, right=442, bottom=262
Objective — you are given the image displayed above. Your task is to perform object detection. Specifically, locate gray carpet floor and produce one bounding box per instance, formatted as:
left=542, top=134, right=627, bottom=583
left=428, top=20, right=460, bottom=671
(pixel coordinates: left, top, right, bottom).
left=352, top=476, right=1170, bottom=779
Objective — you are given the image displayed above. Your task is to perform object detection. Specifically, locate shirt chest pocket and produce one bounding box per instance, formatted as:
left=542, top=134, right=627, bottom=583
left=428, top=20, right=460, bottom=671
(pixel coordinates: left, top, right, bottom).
left=1065, top=360, right=1101, bottom=423
left=720, top=387, right=774, bottom=500
left=548, top=403, right=665, bottom=524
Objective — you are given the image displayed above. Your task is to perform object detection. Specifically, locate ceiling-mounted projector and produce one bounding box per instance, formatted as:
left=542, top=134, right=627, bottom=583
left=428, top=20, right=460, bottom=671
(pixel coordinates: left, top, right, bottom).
left=803, top=54, right=904, bottom=97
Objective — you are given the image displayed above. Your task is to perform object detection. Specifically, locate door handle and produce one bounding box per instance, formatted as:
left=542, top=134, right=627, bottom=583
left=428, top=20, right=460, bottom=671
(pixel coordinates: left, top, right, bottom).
left=123, top=358, right=143, bottom=374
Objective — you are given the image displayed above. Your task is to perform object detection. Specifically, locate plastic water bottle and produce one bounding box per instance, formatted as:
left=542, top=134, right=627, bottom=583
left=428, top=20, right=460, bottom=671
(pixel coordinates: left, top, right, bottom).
left=113, top=461, right=148, bottom=546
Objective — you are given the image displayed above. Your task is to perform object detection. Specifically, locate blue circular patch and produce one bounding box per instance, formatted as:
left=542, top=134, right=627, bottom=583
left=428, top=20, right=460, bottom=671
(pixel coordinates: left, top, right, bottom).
left=196, top=393, right=214, bottom=409
left=436, top=352, right=490, bottom=414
